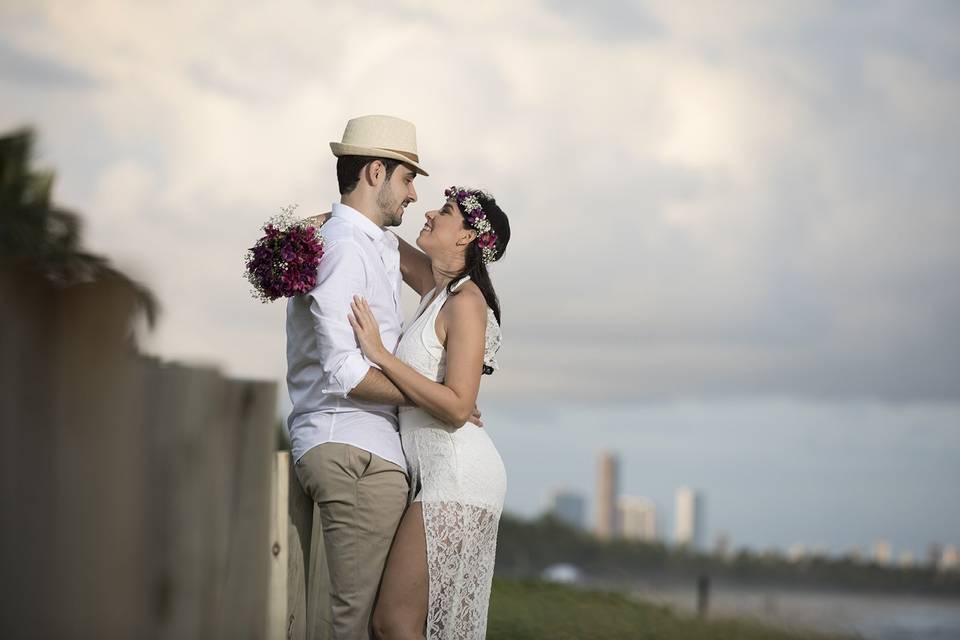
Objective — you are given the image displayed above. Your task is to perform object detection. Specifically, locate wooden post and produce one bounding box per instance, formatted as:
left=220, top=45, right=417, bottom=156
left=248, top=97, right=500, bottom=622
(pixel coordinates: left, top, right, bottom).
left=285, top=452, right=333, bottom=640
left=286, top=455, right=312, bottom=640
left=268, top=452, right=290, bottom=640
left=216, top=380, right=279, bottom=640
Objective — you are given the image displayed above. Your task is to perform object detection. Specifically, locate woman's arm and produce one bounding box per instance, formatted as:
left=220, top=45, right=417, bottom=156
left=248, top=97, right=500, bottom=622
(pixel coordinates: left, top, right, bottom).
left=349, top=291, right=486, bottom=427
left=304, top=212, right=432, bottom=295
left=394, top=232, right=434, bottom=296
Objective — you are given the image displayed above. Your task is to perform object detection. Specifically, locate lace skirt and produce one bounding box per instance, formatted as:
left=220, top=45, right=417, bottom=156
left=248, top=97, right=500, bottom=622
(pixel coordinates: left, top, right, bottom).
left=400, top=408, right=507, bottom=640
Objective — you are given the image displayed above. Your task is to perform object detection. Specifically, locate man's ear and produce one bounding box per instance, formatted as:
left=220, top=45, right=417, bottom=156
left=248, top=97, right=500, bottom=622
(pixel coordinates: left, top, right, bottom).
left=363, top=160, right=384, bottom=187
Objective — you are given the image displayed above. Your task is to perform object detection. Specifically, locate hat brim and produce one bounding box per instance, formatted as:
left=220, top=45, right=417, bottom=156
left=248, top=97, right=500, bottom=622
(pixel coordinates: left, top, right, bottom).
left=329, top=142, right=429, bottom=176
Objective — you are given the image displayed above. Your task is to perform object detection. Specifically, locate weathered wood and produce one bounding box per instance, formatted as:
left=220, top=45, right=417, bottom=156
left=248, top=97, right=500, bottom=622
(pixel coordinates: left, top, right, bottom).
left=286, top=455, right=312, bottom=640
left=286, top=453, right=333, bottom=640
left=1, top=269, right=76, bottom=639
left=216, top=379, right=279, bottom=640
left=50, top=278, right=151, bottom=640
left=307, top=506, right=333, bottom=640
left=0, top=267, right=278, bottom=640
left=268, top=452, right=290, bottom=640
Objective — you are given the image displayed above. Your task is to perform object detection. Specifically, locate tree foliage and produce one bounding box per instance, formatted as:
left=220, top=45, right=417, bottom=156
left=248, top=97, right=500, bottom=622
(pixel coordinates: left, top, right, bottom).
left=0, top=127, right=158, bottom=326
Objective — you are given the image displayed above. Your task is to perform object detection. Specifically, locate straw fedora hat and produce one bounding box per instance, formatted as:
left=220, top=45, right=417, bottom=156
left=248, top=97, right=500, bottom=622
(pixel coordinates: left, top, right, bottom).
left=330, top=114, right=429, bottom=176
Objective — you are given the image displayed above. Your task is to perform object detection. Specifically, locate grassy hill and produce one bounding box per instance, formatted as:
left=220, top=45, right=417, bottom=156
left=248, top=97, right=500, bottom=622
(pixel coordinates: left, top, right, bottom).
left=487, top=579, right=852, bottom=640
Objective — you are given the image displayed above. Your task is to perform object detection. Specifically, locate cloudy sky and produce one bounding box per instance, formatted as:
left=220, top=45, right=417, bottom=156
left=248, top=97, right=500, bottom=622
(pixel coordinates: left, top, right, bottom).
left=2, top=1, right=958, bottom=553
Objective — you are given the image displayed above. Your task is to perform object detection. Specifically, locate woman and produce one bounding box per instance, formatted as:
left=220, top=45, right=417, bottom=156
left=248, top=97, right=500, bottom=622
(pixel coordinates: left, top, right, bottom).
left=348, top=186, right=510, bottom=640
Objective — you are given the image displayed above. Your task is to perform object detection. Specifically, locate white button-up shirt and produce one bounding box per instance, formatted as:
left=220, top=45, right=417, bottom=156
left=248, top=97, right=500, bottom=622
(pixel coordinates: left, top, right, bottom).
left=285, top=203, right=406, bottom=470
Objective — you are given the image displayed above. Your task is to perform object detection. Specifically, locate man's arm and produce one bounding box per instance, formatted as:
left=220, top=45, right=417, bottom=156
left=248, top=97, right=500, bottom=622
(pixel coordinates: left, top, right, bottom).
left=308, top=241, right=380, bottom=397
left=349, top=367, right=412, bottom=406
left=351, top=368, right=483, bottom=425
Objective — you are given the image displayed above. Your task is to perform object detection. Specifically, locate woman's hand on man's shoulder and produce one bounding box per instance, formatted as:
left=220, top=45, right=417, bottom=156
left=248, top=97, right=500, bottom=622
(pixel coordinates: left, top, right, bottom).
left=302, top=212, right=331, bottom=228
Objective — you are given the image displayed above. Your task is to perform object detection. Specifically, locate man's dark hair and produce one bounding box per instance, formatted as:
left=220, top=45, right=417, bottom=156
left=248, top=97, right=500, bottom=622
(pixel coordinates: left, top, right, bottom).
left=336, top=155, right=402, bottom=195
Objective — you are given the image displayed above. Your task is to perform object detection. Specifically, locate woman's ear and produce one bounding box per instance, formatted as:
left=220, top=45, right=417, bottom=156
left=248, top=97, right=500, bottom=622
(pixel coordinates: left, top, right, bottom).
left=457, top=228, right=477, bottom=247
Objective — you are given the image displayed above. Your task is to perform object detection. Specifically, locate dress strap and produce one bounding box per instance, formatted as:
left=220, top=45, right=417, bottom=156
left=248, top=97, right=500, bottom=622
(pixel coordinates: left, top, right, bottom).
left=451, top=275, right=471, bottom=291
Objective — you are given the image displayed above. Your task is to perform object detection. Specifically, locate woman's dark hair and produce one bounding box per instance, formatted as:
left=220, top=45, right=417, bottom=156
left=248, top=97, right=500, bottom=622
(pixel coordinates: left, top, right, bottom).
left=336, top=155, right=402, bottom=194
left=447, top=191, right=511, bottom=357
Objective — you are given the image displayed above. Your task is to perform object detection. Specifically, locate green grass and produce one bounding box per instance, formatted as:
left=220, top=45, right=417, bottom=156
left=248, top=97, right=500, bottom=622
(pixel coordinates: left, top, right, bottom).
left=487, top=579, right=853, bottom=640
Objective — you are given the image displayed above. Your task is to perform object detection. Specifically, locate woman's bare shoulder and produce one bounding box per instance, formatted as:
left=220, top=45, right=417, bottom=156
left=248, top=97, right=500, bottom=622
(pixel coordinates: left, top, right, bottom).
left=447, top=281, right=487, bottom=318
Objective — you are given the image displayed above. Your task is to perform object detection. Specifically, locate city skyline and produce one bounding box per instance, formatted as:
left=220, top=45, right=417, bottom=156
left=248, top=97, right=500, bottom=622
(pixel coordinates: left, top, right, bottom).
left=512, top=401, right=959, bottom=561
left=547, top=477, right=959, bottom=569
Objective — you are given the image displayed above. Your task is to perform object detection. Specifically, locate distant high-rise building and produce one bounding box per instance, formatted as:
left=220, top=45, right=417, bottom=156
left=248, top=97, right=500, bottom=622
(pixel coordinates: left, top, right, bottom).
left=595, top=452, right=619, bottom=540
left=548, top=490, right=586, bottom=531
left=787, top=543, right=807, bottom=562
left=618, top=496, right=657, bottom=542
left=674, top=487, right=704, bottom=549
left=872, top=539, right=893, bottom=566
left=927, top=543, right=944, bottom=568
left=939, top=545, right=960, bottom=572
left=714, top=531, right=732, bottom=559
left=898, top=551, right=916, bottom=568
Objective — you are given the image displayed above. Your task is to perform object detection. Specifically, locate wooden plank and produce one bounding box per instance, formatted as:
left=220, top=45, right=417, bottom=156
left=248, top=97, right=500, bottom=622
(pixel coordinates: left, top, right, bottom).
left=307, top=506, right=333, bottom=640
left=0, top=270, right=61, bottom=639
left=268, top=452, right=290, bottom=640
left=217, top=380, right=278, bottom=640
left=286, top=453, right=312, bottom=640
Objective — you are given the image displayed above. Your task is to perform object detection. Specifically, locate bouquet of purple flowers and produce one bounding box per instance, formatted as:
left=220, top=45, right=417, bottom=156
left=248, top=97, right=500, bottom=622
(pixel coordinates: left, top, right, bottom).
left=245, top=205, right=324, bottom=302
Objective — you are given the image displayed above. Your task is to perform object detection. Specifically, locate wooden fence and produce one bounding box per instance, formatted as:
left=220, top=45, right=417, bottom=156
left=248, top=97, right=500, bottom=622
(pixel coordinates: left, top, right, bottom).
left=0, top=268, right=284, bottom=639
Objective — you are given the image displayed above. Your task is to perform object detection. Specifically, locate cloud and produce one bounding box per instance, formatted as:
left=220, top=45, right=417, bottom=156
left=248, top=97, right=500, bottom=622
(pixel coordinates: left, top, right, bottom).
left=1, top=0, right=957, bottom=402
left=0, top=38, right=93, bottom=87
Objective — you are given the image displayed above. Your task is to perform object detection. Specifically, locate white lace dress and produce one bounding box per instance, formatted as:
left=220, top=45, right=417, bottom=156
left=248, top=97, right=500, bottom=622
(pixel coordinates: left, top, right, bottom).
left=394, top=276, right=507, bottom=640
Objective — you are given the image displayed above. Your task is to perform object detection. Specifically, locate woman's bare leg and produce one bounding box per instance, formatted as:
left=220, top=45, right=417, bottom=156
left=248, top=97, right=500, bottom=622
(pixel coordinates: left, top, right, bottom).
left=371, top=502, right=429, bottom=640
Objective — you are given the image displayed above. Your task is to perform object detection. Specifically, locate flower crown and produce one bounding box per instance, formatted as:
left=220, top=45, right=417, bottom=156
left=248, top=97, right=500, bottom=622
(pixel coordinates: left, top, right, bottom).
left=445, top=186, right=499, bottom=264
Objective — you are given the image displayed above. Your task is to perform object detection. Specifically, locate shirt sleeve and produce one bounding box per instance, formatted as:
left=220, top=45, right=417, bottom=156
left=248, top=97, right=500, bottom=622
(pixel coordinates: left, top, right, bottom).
left=307, top=240, right=371, bottom=397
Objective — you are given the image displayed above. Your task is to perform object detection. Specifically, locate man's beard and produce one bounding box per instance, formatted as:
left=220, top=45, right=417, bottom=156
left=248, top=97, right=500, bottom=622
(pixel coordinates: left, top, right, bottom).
left=377, top=182, right=403, bottom=227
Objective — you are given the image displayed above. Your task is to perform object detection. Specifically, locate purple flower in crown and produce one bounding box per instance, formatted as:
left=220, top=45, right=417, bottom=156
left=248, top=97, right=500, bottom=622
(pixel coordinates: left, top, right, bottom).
left=244, top=205, right=325, bottom=302
left=445, top=185, right=499, bottom=264
left=477, top=232, right=498, bottom=250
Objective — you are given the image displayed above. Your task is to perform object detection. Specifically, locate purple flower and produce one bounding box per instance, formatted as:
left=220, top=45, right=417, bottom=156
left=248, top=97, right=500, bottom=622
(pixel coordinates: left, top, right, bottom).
left=244, top=212, right=325, bottom=303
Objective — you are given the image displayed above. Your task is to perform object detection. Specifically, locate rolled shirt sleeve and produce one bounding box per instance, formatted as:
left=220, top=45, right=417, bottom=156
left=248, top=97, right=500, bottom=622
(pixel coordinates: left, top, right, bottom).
left=308, top=241, right=371, bottom=397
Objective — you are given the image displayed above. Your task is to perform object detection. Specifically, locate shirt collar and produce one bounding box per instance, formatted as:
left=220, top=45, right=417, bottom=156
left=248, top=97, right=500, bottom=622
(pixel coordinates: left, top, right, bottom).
left=332, top=203, right=385, bottom=242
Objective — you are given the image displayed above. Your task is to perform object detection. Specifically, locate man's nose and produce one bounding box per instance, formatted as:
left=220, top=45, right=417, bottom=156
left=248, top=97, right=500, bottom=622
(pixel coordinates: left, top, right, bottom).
left=409, top=184, right=418, bottom=203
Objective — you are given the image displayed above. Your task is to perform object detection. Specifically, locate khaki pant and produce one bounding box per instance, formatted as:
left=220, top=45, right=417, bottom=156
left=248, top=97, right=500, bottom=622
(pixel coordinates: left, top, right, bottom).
left=294, top=443, right=408, bottom=640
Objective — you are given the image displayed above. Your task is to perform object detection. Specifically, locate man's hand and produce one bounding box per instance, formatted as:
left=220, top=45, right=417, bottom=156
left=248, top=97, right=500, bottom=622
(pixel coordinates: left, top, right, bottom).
left=468, top=405, right=483, bottom=428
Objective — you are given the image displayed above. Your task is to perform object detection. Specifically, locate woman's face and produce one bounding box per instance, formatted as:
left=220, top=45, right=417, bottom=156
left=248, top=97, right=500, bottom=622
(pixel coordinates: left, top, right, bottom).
left=416, top=198, right=474, bottom=257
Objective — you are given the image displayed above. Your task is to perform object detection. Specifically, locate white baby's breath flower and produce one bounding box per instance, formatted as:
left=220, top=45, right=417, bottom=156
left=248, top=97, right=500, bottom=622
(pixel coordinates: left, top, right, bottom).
left=266, top=204, right=300, bottom=231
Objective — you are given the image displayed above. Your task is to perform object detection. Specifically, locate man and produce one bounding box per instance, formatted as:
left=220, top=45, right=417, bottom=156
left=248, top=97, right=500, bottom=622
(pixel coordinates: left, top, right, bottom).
left=286, top=114, right=426, bottom=639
